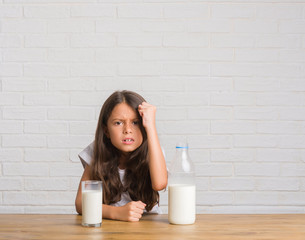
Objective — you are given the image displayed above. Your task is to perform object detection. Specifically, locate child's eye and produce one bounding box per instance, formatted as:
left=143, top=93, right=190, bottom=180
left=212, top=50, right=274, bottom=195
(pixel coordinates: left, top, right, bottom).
left=133, top=121, right=139, bottom=125
left=114, top=121, right=122, bottom=125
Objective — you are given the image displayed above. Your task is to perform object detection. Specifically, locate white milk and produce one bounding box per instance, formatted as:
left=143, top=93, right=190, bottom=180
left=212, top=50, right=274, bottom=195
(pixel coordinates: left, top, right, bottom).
left=168, top=184, right=196, bottom=225
left=82, top=190, right=103, bottom=226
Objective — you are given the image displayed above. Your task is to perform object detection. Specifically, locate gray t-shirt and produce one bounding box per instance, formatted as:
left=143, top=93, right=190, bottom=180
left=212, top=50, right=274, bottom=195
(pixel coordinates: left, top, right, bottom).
left=78, top=142, right=161, bottom=213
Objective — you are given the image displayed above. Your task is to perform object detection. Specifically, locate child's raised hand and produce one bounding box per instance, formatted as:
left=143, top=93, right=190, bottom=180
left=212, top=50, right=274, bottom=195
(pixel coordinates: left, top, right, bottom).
left=118, top=201, right=146, bottom=222
left=138, top=102, right=156, bottom=130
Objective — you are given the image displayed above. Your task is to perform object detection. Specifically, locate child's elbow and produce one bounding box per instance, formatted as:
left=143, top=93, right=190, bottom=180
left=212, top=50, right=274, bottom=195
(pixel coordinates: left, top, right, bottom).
left=75, top=199, right=82, bottom=215
left=152, top=180, right=168, bottom=191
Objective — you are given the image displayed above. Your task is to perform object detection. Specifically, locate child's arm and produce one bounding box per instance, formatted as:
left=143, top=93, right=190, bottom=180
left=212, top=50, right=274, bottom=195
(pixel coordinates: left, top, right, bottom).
left=138, top=102, right=168, bottom=191
left=75, top=165, right=146, bottom=222
left=104, top=201, right=146, bottom=222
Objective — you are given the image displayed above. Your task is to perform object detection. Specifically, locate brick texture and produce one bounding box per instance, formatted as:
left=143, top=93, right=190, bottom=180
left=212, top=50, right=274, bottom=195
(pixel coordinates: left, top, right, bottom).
left=1, top=0, right=305, bottom=214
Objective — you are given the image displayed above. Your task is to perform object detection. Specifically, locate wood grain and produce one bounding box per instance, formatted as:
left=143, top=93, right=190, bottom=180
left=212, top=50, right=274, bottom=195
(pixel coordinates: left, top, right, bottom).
left=0, top=214, right=305, bottom=240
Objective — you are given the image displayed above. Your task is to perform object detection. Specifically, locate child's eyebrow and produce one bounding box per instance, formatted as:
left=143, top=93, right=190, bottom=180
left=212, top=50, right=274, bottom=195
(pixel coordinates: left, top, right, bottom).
left=111, top=118, right=124, bottom=121
left=111, top=118, right=140, bottom=121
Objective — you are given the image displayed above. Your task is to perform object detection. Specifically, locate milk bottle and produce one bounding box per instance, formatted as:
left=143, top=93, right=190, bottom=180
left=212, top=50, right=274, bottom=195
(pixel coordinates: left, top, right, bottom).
left=168, top=142, right=196, bottom=225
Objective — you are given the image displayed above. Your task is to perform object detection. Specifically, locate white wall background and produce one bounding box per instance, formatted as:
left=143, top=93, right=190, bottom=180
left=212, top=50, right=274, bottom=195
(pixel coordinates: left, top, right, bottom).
left=1, top=0, right=305, bottom=214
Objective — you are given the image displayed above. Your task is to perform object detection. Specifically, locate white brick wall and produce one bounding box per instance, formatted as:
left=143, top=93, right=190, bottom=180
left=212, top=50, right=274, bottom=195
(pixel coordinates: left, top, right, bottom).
left=1, top=0, right=305, bottom=214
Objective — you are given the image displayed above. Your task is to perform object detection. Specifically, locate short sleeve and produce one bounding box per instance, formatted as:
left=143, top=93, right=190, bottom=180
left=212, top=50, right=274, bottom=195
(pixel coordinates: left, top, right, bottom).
left=78, top=142, right=94, bottom=168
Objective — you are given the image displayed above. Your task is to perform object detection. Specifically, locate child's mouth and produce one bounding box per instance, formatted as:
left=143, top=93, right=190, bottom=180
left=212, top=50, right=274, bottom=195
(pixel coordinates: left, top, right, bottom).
left=122, top=138, right=134, bottom=144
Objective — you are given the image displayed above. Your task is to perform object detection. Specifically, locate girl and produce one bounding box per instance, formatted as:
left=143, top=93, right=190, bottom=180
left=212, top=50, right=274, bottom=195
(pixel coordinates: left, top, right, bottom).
left=75, top=90, right=167, bottom=222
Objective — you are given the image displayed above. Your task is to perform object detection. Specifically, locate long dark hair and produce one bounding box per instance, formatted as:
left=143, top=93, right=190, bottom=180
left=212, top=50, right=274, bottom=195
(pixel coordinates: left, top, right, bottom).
left=90, top=90, right=159, bottom=212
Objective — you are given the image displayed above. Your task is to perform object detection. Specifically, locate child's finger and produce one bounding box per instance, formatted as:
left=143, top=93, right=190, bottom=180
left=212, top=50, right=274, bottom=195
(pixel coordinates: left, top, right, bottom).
left=138, top=108, right=144, bottom=117
left=139, top=102, right=149, bottom=108
left=136, top=201, right=146, bottom=209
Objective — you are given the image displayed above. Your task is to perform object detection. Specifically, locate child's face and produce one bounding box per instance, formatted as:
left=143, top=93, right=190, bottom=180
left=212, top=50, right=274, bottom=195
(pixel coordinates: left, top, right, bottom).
left=106, top=102, right=143, bottom=154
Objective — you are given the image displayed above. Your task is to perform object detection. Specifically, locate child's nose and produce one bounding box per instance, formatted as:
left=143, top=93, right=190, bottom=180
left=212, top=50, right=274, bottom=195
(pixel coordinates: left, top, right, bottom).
left=123, top=122, right=132, bottom=133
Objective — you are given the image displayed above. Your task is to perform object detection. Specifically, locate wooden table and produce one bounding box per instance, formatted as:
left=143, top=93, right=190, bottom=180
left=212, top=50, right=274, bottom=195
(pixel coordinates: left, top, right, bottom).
left=1, top=214, right=305, bottom=240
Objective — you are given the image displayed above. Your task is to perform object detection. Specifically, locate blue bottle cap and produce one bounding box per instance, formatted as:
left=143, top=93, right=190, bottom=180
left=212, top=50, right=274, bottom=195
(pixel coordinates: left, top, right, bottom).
left=176, top=146, right=189, bottom=149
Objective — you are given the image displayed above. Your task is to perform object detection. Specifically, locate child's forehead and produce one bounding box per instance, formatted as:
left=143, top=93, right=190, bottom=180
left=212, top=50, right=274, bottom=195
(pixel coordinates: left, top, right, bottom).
left=109, top=102, right=138, bottom=119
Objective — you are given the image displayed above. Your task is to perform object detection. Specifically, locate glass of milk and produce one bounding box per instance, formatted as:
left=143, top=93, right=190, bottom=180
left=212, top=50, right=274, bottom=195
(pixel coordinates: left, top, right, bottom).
left=82, top=180, right=103, bottom=227
left=168, top=141, right=196, bottom=225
